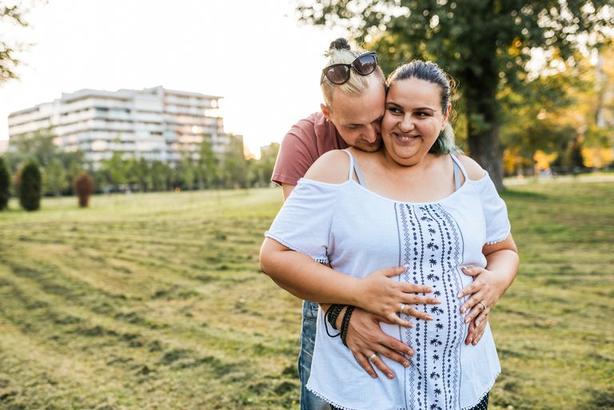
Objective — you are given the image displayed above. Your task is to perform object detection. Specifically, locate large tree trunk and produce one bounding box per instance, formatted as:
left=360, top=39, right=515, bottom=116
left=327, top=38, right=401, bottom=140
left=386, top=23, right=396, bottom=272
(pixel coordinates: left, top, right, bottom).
left=463, top=64, right=505, bottom=192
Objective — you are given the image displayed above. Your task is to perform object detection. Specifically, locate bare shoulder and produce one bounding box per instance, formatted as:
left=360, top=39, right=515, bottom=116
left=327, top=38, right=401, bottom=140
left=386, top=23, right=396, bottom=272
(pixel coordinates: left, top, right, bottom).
left=457, top=155, right=487, bottom=181
left=304, top=149, right=350, bottom=184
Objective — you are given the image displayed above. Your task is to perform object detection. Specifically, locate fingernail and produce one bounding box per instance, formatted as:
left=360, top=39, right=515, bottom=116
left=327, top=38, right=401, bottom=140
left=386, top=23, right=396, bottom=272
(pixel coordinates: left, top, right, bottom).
left=403, top=264, right=410, bottom=271
left=426, top=315, right=433, bottom=320
left=403, top=361, right=409, bottom=367
left=465, top=317, right=470, bottom=324
left=457, top=291, right=463, bottom=298
left=387, top=373, right=394, bottom=379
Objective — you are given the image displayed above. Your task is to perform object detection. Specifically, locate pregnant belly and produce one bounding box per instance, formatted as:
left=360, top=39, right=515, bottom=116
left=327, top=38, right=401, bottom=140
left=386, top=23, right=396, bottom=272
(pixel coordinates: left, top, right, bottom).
left=396, top=267, right=468, bottom=409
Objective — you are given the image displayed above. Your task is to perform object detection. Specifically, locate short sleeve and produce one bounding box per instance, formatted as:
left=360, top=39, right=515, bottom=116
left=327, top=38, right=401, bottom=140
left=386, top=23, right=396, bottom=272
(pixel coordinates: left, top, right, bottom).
left=477, top=174, right=511, bottom=244
left=265, top=179, right=338, bottom=263
left=271, top=131, right=316, bottom=186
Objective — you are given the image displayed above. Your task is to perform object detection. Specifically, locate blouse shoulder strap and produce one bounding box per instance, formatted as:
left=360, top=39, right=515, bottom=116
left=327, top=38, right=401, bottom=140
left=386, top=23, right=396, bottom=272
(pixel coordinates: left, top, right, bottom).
left=450, top=153, right=469, bottom=184
left=342, top=149, right=355, bottom=181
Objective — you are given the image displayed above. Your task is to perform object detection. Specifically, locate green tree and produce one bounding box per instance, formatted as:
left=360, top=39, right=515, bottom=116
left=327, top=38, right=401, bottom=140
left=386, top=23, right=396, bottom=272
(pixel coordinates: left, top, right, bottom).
left=123, top=158, right=139, bottom=189
left=248, top=143, right=279, bottom=187
left=220, top=134, right=248, bottom=188
left=298, top=0, right=613, bottom=189
left=44, top=158, right=67, bottom=196
left=150, top=160, right=171, bottom=191
left=5, top=131, right=86, bottom=195
left=499, top=58, right=591, bottom=174
left=1, top=3, right=29, bottom=83
left=7, top=130, right=57, bottom=170
left=18, top=161, right=41, bottom=211
left=584, top=47, right=614, bottom=151
left=62, top=151, right=86, bottom=195
left=178, top=154, right=197, bottom=190
left=130, top=158, right=152, bottom=192
left=100, top=152, right=129, bottom=191
left=0, top=156, right=10, bottom=210
left=196, top=138, right=219, bottom=189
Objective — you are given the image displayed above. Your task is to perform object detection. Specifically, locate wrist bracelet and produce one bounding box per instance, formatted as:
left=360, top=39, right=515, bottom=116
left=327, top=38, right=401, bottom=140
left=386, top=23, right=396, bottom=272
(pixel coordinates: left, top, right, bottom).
left=324, top=305, right=341, bottom=338
left=327, top=304, right=346, bottom=330
left=340, top=305, right=355, bottom=347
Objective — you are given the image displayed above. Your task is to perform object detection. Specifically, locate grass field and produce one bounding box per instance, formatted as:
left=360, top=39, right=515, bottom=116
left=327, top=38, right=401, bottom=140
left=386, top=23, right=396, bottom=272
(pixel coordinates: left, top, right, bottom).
left=0, top=181, right=612, bottom=409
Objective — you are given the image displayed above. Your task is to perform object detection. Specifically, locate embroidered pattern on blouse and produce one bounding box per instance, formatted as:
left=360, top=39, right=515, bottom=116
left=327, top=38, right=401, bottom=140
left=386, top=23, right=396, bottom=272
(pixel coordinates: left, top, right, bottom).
left=396, top=203, right=465, bottom=410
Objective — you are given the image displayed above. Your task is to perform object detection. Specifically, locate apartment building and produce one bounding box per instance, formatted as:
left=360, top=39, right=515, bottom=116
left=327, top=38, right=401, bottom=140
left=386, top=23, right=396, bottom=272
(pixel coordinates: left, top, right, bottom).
left=8, top=86, right=231, bottom=166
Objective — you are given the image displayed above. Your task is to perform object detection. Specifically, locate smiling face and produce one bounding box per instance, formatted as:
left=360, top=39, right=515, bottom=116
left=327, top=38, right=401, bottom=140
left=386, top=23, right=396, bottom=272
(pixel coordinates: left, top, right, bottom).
left=381, top=77, right=449, bottom=166
left=321, top=77, right=386, bottom=152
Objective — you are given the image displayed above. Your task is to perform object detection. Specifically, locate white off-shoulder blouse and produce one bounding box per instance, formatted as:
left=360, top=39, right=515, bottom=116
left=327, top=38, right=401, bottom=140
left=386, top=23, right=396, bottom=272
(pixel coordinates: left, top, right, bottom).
left=265, top=152, right=511, bottom=410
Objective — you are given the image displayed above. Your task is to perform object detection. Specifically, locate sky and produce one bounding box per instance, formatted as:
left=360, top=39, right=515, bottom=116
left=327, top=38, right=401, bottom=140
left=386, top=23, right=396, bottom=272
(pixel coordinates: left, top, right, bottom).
left=0, top=0, right=347, bottom=156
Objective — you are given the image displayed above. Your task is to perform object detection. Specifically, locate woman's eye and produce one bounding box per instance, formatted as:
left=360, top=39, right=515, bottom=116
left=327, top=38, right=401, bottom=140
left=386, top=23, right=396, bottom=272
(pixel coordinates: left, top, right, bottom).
left=388, top=106, right=402, bottom=114
left=415, top=111, right=431, bottom=118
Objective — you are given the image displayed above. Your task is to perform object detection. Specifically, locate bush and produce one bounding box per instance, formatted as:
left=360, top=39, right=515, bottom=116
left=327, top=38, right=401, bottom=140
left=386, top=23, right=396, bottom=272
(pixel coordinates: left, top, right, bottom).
left=74, top=172, right=94, bottom=208
left=19, top=162, right=42, bottom=211
left=0, top=156, right=9, bottom=210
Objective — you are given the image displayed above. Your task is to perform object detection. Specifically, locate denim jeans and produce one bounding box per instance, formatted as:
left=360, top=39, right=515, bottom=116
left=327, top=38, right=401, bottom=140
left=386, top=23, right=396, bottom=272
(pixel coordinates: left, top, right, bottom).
left=299, top=300, right=331, bottom=410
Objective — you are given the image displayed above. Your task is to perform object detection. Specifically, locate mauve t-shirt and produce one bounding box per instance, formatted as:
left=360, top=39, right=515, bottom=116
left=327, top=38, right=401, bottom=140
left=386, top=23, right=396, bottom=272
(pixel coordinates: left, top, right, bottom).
left=272, top=112, right=348, bottom=186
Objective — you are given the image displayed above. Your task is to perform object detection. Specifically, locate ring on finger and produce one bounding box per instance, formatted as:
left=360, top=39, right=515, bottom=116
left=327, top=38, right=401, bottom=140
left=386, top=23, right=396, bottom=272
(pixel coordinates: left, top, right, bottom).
left=478, top=301, right=487, bottom=311
left=400, top=303, right=406, bottom=314
left=368, top=353, right=378, bottom=362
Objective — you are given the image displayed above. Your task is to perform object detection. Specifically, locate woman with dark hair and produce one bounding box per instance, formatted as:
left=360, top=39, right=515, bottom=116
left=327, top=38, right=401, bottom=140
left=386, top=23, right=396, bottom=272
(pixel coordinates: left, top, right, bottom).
left=260, top=60, right=519, bottom=410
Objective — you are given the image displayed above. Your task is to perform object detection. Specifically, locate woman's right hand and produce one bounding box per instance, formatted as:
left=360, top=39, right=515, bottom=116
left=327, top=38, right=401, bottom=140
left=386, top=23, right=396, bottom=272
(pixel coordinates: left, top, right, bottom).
left=353, top=265, right=440, bottom=327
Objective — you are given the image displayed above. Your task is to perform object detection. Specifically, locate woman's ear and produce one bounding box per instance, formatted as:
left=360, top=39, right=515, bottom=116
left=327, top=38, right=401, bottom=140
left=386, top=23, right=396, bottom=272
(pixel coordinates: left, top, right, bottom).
left=442, top=103, right=451, bottom=129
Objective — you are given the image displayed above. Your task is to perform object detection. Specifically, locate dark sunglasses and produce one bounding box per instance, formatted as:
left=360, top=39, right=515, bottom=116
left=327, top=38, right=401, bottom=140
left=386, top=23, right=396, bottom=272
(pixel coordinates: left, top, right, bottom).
left=320, top=52, right=378, bottom=85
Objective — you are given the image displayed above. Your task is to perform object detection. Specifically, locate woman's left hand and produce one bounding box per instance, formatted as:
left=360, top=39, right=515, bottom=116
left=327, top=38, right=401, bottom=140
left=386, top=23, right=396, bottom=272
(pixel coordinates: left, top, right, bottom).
left=458, top=266, right=507, bottom=344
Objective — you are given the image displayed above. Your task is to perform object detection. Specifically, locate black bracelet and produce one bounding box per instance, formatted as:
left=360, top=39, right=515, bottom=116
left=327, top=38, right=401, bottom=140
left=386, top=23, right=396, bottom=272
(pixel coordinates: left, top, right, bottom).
left=327, top=304, right=346, bottom=330
left=324, top=305, right=341, bottom=338
left=340, top=305, right=355, bottom=347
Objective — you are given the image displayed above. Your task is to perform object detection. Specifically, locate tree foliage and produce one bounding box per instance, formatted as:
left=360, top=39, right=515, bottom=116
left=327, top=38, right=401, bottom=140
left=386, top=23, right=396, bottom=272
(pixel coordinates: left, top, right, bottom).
left=18, top=161, right=41, bottom=211
left=0, top=156, right=10, bottom=210
left=220, top=134, right=249, bottom=189
left=0, top=2, right=30, bottom=84
left=248, top=143, right=280, bottom=187
left=297, top=0, right=613, bottom=189
left=7, top=132, right=85, bottom=195
left=6, top=132, right=284, bottom=194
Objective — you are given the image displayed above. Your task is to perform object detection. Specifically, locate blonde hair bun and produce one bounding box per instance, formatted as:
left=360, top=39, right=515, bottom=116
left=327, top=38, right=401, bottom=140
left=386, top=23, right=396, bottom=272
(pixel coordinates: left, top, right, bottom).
left=329, top=38, right=351, bottom=51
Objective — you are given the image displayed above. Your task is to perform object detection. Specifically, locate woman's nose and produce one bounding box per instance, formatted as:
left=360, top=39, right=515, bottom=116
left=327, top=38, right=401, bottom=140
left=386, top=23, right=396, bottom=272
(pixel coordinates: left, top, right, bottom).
left=399, top=114, right=414, bottom=132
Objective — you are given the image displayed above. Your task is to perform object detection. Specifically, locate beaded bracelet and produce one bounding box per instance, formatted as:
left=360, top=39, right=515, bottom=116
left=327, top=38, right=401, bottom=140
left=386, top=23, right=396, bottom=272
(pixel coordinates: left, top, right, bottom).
left=324, top=305, right=342, bottom=338
left=340, top=305, right=355, bottom=347
left=326, top=304, right=346, bottom=330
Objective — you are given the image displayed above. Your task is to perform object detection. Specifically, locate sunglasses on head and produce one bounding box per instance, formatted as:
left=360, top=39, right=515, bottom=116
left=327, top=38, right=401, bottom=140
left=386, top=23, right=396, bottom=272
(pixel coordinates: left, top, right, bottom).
left=320, top=52, right=378, bottom=85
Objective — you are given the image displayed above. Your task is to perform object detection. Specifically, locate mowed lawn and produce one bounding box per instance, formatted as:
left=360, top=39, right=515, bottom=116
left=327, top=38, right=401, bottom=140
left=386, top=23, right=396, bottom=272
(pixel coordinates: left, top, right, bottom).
left=0, top=181, right=612, bottom=410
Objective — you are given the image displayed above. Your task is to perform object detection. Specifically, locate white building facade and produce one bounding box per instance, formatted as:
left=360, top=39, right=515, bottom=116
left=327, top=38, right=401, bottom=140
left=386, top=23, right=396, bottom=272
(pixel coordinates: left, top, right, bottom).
left=8, top=86, right=231, bottom=166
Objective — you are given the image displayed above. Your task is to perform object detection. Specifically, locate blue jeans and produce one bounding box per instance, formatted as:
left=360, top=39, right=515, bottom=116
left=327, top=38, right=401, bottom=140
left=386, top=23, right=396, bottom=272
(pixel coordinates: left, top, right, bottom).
left=299, top=300, right=331, bottom=410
